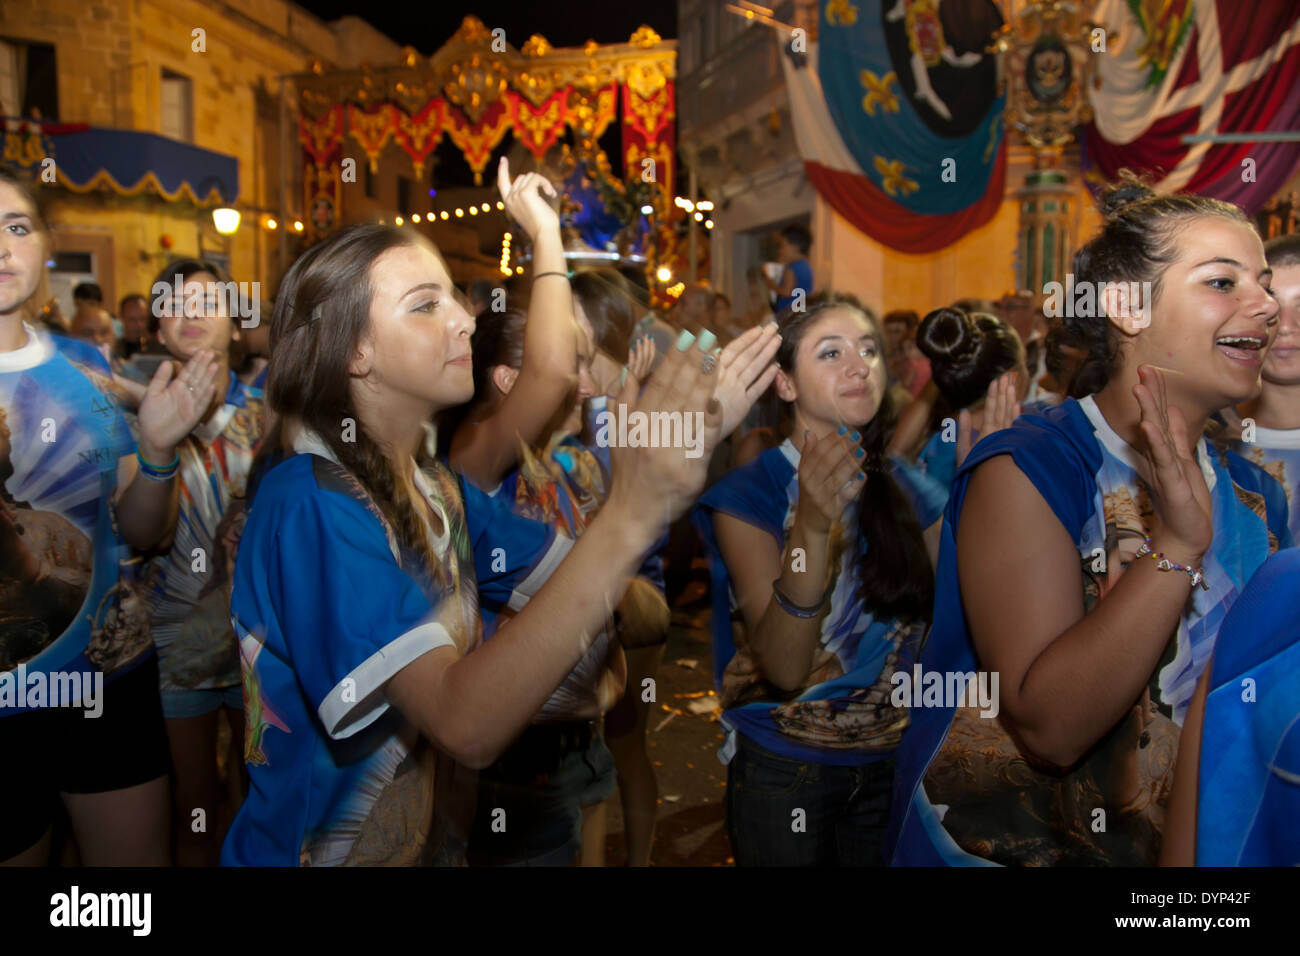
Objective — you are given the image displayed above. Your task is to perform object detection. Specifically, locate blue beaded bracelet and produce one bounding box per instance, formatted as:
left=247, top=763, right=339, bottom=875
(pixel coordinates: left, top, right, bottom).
left=136, top=449, right=179, bottom=481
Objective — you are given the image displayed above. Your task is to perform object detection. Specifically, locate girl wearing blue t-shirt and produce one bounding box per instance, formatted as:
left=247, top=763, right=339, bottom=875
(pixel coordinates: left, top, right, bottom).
left=221, top=158, right=758, bottom=866
left=0, top=165, right=220, bottom=865
left=694, top=294, right=947, bottom=865
left=887, top=175, right=1291, bottom=867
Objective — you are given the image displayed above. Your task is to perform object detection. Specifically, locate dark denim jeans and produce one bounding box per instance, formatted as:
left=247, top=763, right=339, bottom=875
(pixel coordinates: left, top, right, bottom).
left=467, top=721, right=616, bottom=867
left=725, top=735, right=894, bottom=866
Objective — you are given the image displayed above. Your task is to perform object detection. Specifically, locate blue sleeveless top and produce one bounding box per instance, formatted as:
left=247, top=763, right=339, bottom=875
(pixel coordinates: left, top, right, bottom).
left=693, top=438, right=946, bottom=766
left=886, top=397, right=1290, bottom=866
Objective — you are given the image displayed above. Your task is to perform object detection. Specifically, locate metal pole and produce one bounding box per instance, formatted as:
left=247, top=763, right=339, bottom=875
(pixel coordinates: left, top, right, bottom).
left=1181, top=131, right=1300, bottom=144
left=689, top=163, right=698, bottom=282
left=279, top=75, right=289, bottom=281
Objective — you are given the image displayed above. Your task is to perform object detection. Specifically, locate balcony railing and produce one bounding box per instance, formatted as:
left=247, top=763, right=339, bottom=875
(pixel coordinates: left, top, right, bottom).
left=678, top=14, right=792, bottom=140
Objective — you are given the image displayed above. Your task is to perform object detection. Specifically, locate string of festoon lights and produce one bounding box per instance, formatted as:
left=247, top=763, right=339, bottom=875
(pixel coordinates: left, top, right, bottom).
left=673, top=196, right=715, bottom=230
left=302, top=194, right=713, bottom=284
left=374, top=200, right=508, bottom=228
left=260, top=218, right=305, bottom=232
left=500, top=232, right=514, bottom=277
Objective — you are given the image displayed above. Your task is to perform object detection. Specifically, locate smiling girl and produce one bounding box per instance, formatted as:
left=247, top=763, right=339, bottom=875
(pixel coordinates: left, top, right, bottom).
left=887, top=175, right=1292, bottom=867
left=694, top=295, right=947, bottom=865
left=1228, top=234, right=1300, bottom=541
left=221, top=166, right=747, bottom=865
left=141, top=258, right=266, bottom=865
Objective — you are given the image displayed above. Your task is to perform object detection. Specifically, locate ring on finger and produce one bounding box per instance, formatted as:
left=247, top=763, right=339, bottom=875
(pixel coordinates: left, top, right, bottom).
left=701, top=354, right=717, bottom=374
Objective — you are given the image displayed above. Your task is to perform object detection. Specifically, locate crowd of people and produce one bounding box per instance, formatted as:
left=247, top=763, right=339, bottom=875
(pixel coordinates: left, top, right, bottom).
left=1, top=154, right=1297, bottom=868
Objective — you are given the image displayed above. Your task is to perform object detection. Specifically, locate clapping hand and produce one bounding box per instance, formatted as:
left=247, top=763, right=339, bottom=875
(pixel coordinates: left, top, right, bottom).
left=955, top=371, right=1020, bottom=468
left=795, top=427, right=867, bottom=535
left=136, top=349, right=219, bottom=460
left=713, top=324, right=781, bottom=438
left=1133, top=365, right=1213, bottom=565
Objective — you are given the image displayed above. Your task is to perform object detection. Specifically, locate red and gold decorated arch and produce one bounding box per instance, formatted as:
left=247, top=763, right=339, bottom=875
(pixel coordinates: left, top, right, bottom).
left=295, top=18, right=675, bottom=240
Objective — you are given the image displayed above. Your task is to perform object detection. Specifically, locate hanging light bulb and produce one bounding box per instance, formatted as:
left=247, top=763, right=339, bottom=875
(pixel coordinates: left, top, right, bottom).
left=212, top=207, right=241, bottom=235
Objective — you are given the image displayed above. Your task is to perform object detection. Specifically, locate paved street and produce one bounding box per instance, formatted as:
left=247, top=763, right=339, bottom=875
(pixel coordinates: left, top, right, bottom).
left=601, top=589, right=735, bottom=867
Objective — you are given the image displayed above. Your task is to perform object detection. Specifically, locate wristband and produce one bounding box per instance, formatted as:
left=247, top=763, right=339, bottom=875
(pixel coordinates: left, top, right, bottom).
left=531, top=271, right=570, bottom=281
left=771, top=578, right=833, bottom=618
left=136, top=448, right=179, bottom=481
left=1134, top=537, right=1208, bottom=590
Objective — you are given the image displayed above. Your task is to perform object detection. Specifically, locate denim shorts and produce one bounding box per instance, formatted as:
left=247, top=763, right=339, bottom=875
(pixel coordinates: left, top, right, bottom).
left=468, top=721, right=616, bottom=866
left=725, top=734, right=895, bottom=866
left=159, top=684, right=243, bottom=720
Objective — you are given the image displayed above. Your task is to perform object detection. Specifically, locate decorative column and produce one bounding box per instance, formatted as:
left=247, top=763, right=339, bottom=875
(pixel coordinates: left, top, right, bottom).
left=1016, top=151, right=1071, bottom=292
left=990, top=1, right=1101, bottom=292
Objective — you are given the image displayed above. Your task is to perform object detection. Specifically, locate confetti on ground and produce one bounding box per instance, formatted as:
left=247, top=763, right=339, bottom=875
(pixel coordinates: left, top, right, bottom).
left=652, top=711, right=678, bottom=733
left=685, top=696, right=720, bottom=715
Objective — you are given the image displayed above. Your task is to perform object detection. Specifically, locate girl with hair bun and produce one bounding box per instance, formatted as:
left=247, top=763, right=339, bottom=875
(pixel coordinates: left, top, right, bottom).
left=912, top=306, right=1027, bottom=489
left=887, top=173, right=1292, bottom=867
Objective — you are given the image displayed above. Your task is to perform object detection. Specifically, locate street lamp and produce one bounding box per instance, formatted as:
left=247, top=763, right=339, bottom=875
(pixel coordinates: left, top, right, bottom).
left=212, top=207, right=241, bottom=235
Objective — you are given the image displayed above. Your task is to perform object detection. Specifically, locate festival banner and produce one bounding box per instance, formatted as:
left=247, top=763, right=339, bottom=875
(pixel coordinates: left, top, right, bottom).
left=300, top=105, right=344, bottom=238
left=392, top=100, right=445, bottom=181
left=443, top=99, right=513, bottom=185
left=1084, top=0, right=1300, bottom=213
left=621, top=79, right=675, bottom=206
left=509, top=90, right=569, bottom=162
left=2, top=119, right=238, bottom=204
left=347, top=103, right=398, bottom=174
left=788, top=0, right=1007, bottom=254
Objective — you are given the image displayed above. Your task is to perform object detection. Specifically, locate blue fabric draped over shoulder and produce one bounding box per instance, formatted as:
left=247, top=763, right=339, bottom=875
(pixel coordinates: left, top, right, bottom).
left=693, top=445, right=946, bottom=692
left=884, top=401, right=1104, bottom=865
left=693, top=439, right=946, bottom=765
left=1197, top=547, right=1300, bottom=866
left=885, top=399, right=1290, bottom=866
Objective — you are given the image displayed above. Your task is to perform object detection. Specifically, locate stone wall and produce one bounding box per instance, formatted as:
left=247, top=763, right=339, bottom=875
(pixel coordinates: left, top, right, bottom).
left=0, top=0, right=409, bottom=302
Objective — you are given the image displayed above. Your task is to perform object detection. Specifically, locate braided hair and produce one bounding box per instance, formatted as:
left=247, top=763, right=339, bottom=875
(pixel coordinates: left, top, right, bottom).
left=267, top=224, right=445, bottom=578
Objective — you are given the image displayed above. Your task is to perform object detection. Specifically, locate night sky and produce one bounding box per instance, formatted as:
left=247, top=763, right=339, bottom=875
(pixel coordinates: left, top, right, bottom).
left=298, top=1, right=677, bottom=53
